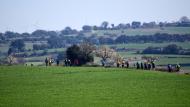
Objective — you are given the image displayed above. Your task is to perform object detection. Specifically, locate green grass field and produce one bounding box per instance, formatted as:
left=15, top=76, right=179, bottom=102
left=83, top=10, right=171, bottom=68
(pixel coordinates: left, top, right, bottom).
left=0, top=66, right=190, bottom=107
left=108, top=42, right=190, bottom=49
left=94, top=27, right=190, bottom=36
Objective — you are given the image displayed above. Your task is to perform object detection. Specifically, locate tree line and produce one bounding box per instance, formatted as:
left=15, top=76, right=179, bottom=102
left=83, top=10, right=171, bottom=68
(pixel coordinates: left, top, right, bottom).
left=82, top=16, right=190, bottom=31
left=0, top=16, right=190, bottom=40
left=114, top=33, right=190, bottom=44
left=6, top=33, right=190, bottom=54
left=142, top=44, right=190, bottom=55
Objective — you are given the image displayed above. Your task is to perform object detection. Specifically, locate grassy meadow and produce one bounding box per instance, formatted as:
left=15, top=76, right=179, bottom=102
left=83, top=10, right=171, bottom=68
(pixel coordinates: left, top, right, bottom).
left=108, top=42, right=190, bottom=49
left=95, top=27, right=190, bottom=36
left=0, top=66, right=190, bottom=107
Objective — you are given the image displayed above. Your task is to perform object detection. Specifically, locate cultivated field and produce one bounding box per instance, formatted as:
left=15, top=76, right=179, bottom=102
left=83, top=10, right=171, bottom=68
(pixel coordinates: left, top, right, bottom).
left=108, top=42, right=190, bottom=49
left=0, top=66, right=190, bottom=107
left=95, top=27, right=190, bottom=36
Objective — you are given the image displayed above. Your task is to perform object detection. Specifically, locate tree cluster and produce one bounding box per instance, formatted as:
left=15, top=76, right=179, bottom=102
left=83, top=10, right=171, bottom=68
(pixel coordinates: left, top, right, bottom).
left=8, top=39, right=25, bottom=55
left=142, top=44, right=190, bottom=55
left=66, top=43, right=95, bottom=65
left=115, top=33, right=190, bottom=44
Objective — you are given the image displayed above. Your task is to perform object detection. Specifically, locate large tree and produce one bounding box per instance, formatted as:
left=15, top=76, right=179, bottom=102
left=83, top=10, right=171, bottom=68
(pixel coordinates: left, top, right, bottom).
left=162, top=44, right=182, bottom=54
left=95, top=46, right=121, bottom=66
left=7, top=55, right=16, bottom=65
left=179, top=16, right=190, bottom=23
left=66, top=43, right=95, bottom=65
left=101, top=21, right=109, bottom=29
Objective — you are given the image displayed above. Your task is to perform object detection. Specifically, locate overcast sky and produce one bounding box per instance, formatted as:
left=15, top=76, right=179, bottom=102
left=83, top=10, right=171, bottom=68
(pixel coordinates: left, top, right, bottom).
left=0, top=0, right=190, bottom=33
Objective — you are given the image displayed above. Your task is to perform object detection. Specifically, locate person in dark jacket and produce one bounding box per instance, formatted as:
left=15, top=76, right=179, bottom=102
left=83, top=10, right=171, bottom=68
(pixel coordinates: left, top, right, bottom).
left=125, top=61, right=129, bottom=68
left=144, top=62, right=148, bottom=70
left=136, top=62, right=140, bottom=69
left=140, top=62, right=144, bottom=69
left=45, top=57, right=48, bottom=66
left=68, top=59, right=71, bottom=66
left=168, top=64, right=172, bottom=72
left=148, top=62, right=151, bottom=70
left=64, top=58, right=68, bottom=66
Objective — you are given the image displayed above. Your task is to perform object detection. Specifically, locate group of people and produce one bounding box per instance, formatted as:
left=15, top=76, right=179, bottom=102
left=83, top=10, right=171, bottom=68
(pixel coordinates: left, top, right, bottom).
left=44, top=57, right=181, bottom=72
left=115, top=60, right=155, bottom=70
left=45, top=57, right=55, bottom=66
left=45, top=57, right=80, bottom=66
left=64, top=58, right=71, bottom=66
left=135, top=61, right=155, bottom=70
left=116, top=59, right=181, bottom=72
left=167, top=64, right=181, bottom=72
left=116, top=60, right=129, bottom=68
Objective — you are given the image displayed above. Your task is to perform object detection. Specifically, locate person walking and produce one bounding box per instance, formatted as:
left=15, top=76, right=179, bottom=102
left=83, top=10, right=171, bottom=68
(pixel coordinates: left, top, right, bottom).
left=68, top=59, right=71, bottom=66
left=122, top=60, right=125, bottom=68
left=49, top=58, right=54, bottom=66
left=148, top=62, right=151, bottom=70
left=144, top=62, right=148, bottom=70
left=175, top=63, right=181, bottom=72
left=168, top=64, right=172, bottom=72
left=140, top=62, right=144, bottom=69
left=151, top=60, right=155, bottom=70
left=136, top=62, right=140, bottom=69
left=64, top=58, right=67, bottom=66
left=117, top=60, right=120, bottom=68
left=45, top=57, right=48, bottom=66
left=125, top=61, right=129, bottom=68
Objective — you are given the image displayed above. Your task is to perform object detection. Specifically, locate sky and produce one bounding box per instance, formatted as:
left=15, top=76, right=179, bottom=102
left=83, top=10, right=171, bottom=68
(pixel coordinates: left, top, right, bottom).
left=0, top=0, right=190, bottom=33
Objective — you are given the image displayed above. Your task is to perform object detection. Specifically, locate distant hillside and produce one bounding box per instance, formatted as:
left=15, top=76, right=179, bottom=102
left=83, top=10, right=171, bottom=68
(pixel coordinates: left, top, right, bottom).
left=90, top=27, right=190, bottom=37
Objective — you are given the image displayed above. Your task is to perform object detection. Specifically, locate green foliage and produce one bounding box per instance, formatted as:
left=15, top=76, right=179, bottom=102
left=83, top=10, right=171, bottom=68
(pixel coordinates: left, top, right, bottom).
left=94, top=27, right=190, bottom=36
left=0, top=66, right=190, bottom=107
left=66, top=45, right=94, bottom=65
left=142, top=44, right=187, bottom=55
left=162, top=44, right=182, bottom=54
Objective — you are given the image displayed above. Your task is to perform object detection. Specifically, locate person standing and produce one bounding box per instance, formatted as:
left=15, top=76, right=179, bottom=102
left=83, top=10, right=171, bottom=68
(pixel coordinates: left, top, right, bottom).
left=136, top=62, right=140, bottom=69
left=64, top=58, right=68, bottom=66
left=125, top=61, right=129, bottom=68
left=148, top=62, right=151, bottom=70
left=117, top=60, right=120, bottom=68
left=144, top=62, right=148, bottom=70
left=45, top=57, right=48, bottom=66
left=140, top=62, right=144, bottom=69
left=49, top=58, right=54, bottom=66
left=68, top=59, right=71, bottom=66
left=122, top=60, right=125, bottom=68
left=168, top=64, right=172, bottom=72
left=151, top=60, right=155, bottom=70
left=175, top=63, right=181, bottom=72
